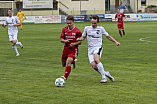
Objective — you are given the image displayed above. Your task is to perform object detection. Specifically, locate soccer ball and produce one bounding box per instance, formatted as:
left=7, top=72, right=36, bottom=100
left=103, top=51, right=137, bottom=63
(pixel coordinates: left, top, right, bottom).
left=55, top=78, right=65, bottom=87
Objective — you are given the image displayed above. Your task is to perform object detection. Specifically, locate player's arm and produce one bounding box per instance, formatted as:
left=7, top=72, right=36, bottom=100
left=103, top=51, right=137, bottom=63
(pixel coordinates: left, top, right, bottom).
left=23, top=12, right=26, bottom=19
left=1, top=24, right=6, bottom=28
left=115, top=14, right=117, bottom=21
left=70, top=40, right=81, bottom=47
left=60, top=28, right=69, bottom=43
left=77, top=36, right=86, bottom=41
left=77, top=26, right=87, bottom=41
left=2, top=18, right=7, bottom=28
left=60, top=38, right=69, bottom=43
left=70, top=31, right=82, bottom=47
left=106, top=35, right=121, bottom=46
left=123, top=16, right=126, bottom=21
left=13, top=22, right=22, bottom=27
left=14, top=18, right=22, bottom=27
left=123, top=13, right=126, bottom=21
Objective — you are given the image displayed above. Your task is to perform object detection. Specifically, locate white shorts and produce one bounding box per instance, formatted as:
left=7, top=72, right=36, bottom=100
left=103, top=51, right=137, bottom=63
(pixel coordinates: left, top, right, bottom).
left=88, top=46, right=103, bottom=63
left=8, top=32, right=18, bottom=41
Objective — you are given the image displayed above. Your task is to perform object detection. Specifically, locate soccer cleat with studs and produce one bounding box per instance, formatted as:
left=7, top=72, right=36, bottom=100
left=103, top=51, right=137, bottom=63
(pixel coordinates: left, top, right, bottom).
left=106, top=71, right=115, bottom=82
left=20, top=43, right=23, bottom=49
left=100, top=79, right=107, bottom=83
left=16, top=53, right=20, bottom=56
left=61, top=76, right=67, bottom=81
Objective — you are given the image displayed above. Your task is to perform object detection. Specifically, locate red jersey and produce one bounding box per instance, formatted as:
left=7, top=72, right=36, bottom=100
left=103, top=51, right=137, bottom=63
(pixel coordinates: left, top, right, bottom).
left=60, top=26, right=82, bottom=50
left=115, top=13, right=125, bottom=24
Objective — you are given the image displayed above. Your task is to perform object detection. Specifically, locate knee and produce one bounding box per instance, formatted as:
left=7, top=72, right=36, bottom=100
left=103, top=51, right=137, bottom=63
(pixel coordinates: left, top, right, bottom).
left=92, top=65, right=97, bottom=70
left=12, top=40, right=17, bottom=44
left=66, top=58, right=73, bottom=65
left=91, top=63, right=98, bottom=70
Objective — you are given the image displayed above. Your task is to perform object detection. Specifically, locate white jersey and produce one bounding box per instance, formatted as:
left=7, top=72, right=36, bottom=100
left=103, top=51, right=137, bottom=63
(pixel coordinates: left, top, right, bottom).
left=4, top=16, right=20, bottom=35
left=82, top=25, right=109, bottom=47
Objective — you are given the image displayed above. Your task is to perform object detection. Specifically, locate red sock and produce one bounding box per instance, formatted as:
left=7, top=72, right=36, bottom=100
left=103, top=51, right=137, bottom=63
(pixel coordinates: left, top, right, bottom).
left=119, top=30, right=122, bottom=37
left=64, top=65, right=71, bottom=80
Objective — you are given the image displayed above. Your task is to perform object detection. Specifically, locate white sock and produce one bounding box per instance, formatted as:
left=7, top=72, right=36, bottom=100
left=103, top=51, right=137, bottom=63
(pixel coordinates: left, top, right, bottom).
left=16, top=42, right=22, bottom=46
left=12, top=45, right=19, bottom=54
left=97, top=62, right=106, bottom=79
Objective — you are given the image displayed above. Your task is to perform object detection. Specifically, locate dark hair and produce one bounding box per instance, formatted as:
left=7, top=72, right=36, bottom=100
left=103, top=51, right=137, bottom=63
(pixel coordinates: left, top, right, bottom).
left=8, top=8, right=12, bottom=11
left=118, top=8, right=120, bottom=10
left=91, top=15, right=99, bottom=22
left=66, top=15, right=74, bottom=21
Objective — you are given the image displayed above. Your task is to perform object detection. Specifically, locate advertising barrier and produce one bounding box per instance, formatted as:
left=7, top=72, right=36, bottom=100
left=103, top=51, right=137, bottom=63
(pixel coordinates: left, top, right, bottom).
left=61, top=15, right=91, bottom=23
left=34, top=15, right=61, bottom=24
left=105, top=14, right=136, bottom=21
left=137, top=13, right=157, bottom=21
left=1, top=14, right=157, bottom=25
left=23, top=16, right=35, bottom=24
left=92, top=14, right=112, bottom=21
left=61, top=14, right=112, bottom=23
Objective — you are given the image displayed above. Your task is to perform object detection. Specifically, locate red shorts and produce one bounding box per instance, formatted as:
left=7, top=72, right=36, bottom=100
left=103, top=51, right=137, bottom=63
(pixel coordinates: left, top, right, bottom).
left=117, top=23, right=124, bottom=29
left=61, top=48, right=78, bottom=62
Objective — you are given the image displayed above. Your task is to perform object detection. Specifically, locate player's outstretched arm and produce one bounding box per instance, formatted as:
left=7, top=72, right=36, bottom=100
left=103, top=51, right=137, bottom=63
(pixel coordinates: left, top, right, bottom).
left=70, top=41, right=81, bottom=47
left=77, top=36, right=86, bottom=41
left=123, top=16, right=127, bottom=21
left=13, top=22, right=22, bottom=27
left=60, top=38, right=69, bottom=43
left=106, top=36, right=121, bottom=46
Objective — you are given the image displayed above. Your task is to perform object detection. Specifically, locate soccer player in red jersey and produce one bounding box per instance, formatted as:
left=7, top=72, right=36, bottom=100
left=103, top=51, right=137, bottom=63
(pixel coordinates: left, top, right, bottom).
left=115, top=8, right=126, bottom=37
left=60, top=15, right=82, bottom=80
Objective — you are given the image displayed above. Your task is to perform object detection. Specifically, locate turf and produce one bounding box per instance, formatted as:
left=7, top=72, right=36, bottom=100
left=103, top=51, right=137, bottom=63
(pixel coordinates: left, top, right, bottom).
left=0, top=21, right=157, bottom=104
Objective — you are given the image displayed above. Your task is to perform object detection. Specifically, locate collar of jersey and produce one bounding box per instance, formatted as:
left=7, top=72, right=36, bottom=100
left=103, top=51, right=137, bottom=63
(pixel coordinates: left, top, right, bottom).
left=68, top=26, right=75, bottom=31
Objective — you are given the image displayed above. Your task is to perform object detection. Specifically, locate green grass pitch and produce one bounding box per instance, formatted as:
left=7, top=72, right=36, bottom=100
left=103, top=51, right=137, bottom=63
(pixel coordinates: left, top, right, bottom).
left=0, top=21, right=157, bottom=104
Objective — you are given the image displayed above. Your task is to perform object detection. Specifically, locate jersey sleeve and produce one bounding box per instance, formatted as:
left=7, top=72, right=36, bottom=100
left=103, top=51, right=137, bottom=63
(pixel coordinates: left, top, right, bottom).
left=82, top=26, right=87, bottom=37
left=4, top=18, right=7, bottom=25
left=60, top=28, right=65, bottom=39
left=101, top=27, right=109, bottom=36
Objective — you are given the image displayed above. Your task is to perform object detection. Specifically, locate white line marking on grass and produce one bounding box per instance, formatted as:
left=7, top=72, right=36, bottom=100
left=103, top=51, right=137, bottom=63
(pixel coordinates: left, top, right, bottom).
left=139, top=37, right=157, bottom=43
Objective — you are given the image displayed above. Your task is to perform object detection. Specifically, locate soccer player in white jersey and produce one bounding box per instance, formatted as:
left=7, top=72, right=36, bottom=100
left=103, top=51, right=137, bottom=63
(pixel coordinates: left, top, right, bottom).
left=77, top=15, right=121, bottom=83
left=1, top=8, right=23, bottom=56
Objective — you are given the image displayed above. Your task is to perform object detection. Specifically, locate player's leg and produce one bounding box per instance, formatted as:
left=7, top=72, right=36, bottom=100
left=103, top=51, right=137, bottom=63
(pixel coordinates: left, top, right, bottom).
left=63, top=57, right=74, bottom=80
left=94, top=54, right=107, bottom=83
left=13, top=33, right=23, bottom=48
left=121, top=23, right=125, bottom=35
left=90, top=61, right=98, bottom=72
left=94, top=48, right=114, bottom=82
left=62, top=50, right=76, bottom=80
left=90, top=47, right=107, bottom=83
left=71, top=48, right=78, bottom=68
left=61, top=50, right=67, bottom=67
left=9, top=35, right=19, bottom=56
left=88, top=47, right=101, bottom=72
left=118, top=24, right=122, bottom=37
left=11, top=41, right=19, bottom=56
left=118, top=28, right=122, bottom=37
left=62, top=61, right=66, bottom=67
left=20, top=19, right=23, bottom=30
